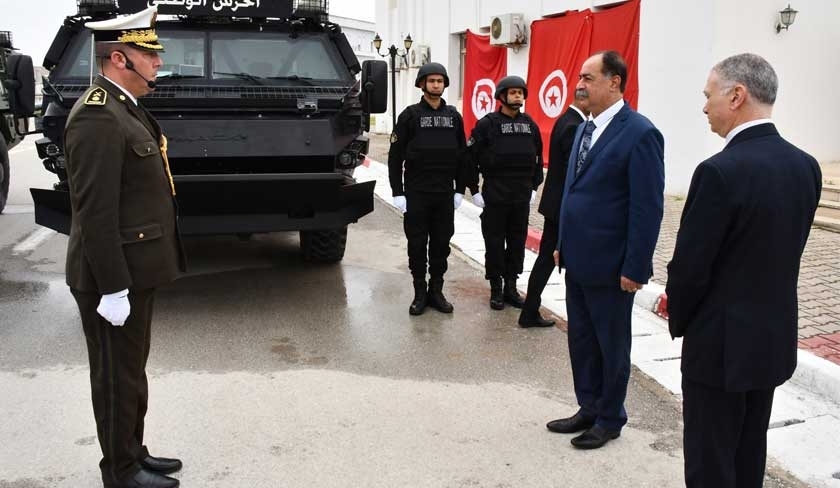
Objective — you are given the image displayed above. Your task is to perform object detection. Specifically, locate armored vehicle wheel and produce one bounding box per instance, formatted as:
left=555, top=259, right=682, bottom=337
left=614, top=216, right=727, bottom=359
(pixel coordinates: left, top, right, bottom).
left=0, top=138, right=9, bottom=214
left=300, top=227, right=348, bottom=263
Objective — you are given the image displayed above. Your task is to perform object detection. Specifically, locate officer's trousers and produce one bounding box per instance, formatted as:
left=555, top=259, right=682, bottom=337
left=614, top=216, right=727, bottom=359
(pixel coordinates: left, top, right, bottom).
left=480, top=202, right=530, bottom=279
left=522, top=216, right=559, bottom=312
left=404, top=191, right=455, bottom=280
left=71, top=288, right=156, bottom=485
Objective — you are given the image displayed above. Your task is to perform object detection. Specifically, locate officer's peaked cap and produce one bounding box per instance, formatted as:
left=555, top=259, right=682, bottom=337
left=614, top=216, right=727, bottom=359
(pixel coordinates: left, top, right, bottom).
left=86, top=6, right=165, bottom=55
left=495, top=75, right=528, bottom=100
left=415, top=62, right=450, bottom=88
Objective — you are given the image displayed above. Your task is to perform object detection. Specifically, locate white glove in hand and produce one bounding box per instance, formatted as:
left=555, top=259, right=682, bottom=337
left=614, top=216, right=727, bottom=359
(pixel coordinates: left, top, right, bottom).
left=530, top=190, right=537, bottom=205
left=393, top=195, right=407, bottom=213
left=454, top=193, right=464, bottom=209
left=473, top=193, right=485, bottom=208
left=97, top=289, right=130, bottom=326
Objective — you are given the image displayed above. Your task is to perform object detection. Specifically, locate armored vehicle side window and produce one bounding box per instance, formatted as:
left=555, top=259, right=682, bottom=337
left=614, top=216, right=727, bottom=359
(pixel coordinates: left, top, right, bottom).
left=210, top=32, right=343, bottom=81
left=158, top=31, right=206, bottom=77
left=64, top=35, right=93, bottom=78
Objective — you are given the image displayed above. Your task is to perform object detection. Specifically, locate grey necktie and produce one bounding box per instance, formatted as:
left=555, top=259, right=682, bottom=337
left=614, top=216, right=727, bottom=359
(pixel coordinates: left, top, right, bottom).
left=575, top=121, right=596, bottom=175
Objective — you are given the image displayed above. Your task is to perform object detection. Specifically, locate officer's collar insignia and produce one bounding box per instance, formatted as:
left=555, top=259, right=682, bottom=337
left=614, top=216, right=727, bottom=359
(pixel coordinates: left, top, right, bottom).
left=84, top=87, right=107, bottom=106
left=390, top=133, right=398, bottom=144
left=467, top=137, right=475, bottom=147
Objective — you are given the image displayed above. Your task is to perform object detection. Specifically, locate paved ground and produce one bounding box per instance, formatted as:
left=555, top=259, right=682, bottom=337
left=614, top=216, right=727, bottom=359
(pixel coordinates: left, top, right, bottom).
left=367, top=133, right=840, bottom=367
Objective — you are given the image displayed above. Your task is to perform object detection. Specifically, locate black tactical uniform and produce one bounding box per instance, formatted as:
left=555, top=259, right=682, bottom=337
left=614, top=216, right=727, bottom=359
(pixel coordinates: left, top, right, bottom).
left=388, top=63, right=474, bottom=315
left=469, top=76, right=543, bottom=310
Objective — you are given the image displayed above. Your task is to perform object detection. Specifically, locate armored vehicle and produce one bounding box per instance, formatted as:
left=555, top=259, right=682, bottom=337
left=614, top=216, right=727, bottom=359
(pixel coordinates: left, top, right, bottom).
left=0, top=30, right=36, bottom=213
left=32, top=0, right=388, bottom=261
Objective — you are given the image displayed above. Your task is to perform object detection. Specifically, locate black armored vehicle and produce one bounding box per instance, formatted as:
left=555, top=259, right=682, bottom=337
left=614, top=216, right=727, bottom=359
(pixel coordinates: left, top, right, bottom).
left=0, top=30, right=36, bottom=213
left=32, top=0, right=388, bottom=261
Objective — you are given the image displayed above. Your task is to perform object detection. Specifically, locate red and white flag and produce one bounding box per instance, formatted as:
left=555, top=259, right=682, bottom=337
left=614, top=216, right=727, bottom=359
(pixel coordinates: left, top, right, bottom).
left=462, top=30, right=507, bottom=138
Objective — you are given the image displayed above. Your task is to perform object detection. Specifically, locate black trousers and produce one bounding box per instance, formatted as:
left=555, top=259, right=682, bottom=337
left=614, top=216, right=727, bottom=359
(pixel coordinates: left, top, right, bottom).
left=404, top=191, right=454, bottom=280
left=682, top=376, right=776, bottom=488
left=480, top=202, right=530, bottom=279
left=72, top=288, right=156, bottom=485
left=523, top=217, right=559, bottom=312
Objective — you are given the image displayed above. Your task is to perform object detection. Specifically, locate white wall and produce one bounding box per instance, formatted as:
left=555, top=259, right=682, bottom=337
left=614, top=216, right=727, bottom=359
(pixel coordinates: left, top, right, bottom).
left=375, top=0, right=840, bottom=194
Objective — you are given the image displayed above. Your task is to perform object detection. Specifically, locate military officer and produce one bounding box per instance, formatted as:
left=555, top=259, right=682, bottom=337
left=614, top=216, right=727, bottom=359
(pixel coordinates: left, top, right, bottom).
left=64, top=7, right=185, bottom=488
left=388, top=62, right=475, bottom=316
left=469, top=75, right=544, bottom=310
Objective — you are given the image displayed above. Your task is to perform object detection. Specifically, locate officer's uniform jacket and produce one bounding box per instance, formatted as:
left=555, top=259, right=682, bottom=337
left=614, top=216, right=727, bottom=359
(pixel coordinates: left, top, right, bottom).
left=470, top=110, right=544, bottom=204
left=64, top=75, right=184, bottom=294
left=387, top=97, right=475, bottom=196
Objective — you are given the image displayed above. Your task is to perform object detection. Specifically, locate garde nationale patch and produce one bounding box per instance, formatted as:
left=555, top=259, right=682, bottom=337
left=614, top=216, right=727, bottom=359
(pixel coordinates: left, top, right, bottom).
left=390, top=132, right=398, bottom=144
left=84, top=87, right=107, bottom=106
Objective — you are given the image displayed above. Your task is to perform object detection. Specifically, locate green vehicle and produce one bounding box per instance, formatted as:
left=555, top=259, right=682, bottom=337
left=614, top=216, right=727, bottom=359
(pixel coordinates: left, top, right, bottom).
left=0, top=30, right=36, bottom=213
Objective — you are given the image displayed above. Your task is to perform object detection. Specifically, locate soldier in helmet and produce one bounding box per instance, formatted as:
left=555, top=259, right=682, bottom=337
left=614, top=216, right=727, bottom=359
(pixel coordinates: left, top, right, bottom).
left=388, top=62, right=475, bottom=316
left=468, top=75, right=544, bottom=311
left=64, top=7, right=184, bottom=488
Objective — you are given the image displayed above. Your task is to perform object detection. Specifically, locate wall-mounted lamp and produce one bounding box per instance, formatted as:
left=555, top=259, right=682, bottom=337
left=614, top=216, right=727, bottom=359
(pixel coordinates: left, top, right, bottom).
left=775, top=4, right=798, bottom=33
left=373, top=33, right=413, bottom=128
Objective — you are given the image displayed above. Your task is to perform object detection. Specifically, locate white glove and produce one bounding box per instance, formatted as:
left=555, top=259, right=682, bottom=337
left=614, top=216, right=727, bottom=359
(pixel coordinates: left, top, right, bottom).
left=530, top=190, right=537, bottom=205
left=97, top=289, right=130, bottom=326
left=454, top=193, right=464, bottom=209
left=393, top=195, right=407, bottom=213
left=473, top=193, right=485, bottom=208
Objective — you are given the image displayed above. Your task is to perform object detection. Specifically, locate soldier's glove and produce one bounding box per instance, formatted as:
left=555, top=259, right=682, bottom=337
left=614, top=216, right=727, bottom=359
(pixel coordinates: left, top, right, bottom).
left=454, top=193, right=464, bottom=209
left=97, top=289, right=130, bottom=326
left=393, top=195, right=407, bottom=213
left=530, top=190, right=537, bottom=205
left=473, top=193, right=485, bottom=208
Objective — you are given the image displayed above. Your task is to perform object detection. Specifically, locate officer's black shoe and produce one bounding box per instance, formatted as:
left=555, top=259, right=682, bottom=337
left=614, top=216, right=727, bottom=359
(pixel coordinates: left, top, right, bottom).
left=503, top=277, right=525, bottom=308
left=427, top=278, right=454, bottom=313
left=518, top=309, right=556, bottom=328
left=489, top=278, right=504, bottom=310
left=106, top=468, right=179, bottom=488
left=409, top=279, right=428, bottom=316
left=140, top=455, right=182, bottom=475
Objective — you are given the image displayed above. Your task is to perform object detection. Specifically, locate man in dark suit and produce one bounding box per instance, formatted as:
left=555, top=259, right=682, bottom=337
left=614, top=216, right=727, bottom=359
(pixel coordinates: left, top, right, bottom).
left=546, top=51, right=665, bottom=449
left=519, top=92, right=589, bottom=327
left=65, top=7, right=185, bottom=488
left=666, top=53, right=821, bottom=488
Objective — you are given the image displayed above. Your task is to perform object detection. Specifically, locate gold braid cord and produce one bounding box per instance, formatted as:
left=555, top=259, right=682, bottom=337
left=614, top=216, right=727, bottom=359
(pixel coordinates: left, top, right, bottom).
left=118, top=29, right=158, bottom=44
left=160, top=135, right=176, bottom=196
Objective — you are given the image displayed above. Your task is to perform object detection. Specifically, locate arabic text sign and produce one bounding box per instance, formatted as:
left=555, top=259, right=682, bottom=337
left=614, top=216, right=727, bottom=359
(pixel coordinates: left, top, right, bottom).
left=119, top=0, right=294, bottom=17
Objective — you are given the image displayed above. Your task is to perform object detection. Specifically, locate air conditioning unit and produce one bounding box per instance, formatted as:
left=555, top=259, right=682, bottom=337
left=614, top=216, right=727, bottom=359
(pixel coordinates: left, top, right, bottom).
left=409, top=45, right=431, bottom=68
left=489, top=13, right=527, bottom=46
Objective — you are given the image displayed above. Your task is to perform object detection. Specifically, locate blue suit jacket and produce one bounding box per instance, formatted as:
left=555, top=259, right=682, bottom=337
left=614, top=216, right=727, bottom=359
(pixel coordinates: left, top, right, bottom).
left=557, top=103, right=665, bottom=286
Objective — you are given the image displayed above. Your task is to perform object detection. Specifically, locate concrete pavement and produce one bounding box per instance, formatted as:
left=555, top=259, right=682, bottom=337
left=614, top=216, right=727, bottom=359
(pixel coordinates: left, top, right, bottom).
left=363, top=133, right=840, bottom=487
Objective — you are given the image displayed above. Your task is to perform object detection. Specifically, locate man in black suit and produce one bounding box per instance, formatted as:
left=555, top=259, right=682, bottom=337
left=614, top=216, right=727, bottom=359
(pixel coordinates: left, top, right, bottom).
left=519, top=92, right=589, bottom=327
left=666, top=53, right=821, bottom=488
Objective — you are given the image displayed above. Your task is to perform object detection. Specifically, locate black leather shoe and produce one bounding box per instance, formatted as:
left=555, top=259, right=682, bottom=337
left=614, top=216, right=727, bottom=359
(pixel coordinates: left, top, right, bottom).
left=107, top=468, right=179, bottom=488
left=570, top=425, right=621, bottom=449
left=518, top=310, right=556, bottom=328
left=140, top=455, right=182, bottom=475
left=546, top=411, right=595, bottom=433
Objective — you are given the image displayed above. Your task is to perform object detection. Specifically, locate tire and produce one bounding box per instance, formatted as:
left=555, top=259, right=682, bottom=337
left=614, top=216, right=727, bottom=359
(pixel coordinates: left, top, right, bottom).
left=0, top=137, right=9, bottom=214
left=300, top=226, right=348, bottom=263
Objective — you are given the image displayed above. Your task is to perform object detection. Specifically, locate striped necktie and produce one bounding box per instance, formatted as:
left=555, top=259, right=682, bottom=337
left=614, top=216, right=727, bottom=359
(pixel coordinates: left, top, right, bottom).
left=575, top=121, right=596, bottom=175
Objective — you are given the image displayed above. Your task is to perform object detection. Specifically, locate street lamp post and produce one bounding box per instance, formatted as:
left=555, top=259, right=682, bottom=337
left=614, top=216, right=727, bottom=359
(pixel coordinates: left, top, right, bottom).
left=373, top=33, right=413, bottom=129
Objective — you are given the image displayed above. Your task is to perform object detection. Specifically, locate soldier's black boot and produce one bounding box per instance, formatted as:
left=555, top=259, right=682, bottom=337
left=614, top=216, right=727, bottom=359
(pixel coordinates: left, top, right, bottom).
left=409, top=278, right=428, bottom=316
left=489, top=277, right=504, bottom=310
left=504, top=276, right=526, bottom=308
left=427, top=277, right=454, bottom=313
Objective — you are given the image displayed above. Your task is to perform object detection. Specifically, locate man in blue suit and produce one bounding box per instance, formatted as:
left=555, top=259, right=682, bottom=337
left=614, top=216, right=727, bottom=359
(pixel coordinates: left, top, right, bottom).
left=667, top=53, right=820, bottom=488
left=546, top=51, right=665, bottom=449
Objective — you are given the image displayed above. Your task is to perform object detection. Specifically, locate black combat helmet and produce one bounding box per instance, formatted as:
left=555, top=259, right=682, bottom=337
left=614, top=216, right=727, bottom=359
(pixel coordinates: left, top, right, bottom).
left=494, top=75, right=528, bottom=100
left=415, top=62, right=450, bottom=88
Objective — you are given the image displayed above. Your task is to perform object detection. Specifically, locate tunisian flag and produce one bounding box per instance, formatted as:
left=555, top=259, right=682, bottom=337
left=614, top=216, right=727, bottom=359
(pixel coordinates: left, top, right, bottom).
left=526, top=0, right=641, bottom=163
left=462, top=30, right=507, bottom=138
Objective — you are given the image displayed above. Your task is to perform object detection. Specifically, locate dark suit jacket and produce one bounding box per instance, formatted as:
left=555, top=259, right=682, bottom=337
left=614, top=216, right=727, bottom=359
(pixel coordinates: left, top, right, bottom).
left=64, top=76, right=184, bottom=294
left=538, top=106, right=584, bottom=220
left=666, top=123, right=821, bottom=392
left=557, top=102, right=665, bottom=286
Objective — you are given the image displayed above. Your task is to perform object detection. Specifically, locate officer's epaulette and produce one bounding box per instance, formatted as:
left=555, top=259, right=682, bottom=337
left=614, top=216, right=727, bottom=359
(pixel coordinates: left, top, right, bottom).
left=84, top=87, right=107, bottom=106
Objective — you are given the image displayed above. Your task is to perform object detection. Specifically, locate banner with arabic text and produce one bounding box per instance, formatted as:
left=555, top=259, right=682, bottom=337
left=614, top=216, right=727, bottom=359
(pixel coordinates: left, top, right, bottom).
left=462, top=30, right=507, bottom=138
left=120, top=0, right=293, bottom=17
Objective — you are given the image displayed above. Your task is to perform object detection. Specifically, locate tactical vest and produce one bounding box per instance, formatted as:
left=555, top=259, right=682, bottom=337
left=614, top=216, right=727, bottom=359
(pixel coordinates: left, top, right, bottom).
left=481, top=112, right=538, bottom=177
left=405, top=104, right=460, bottom=173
